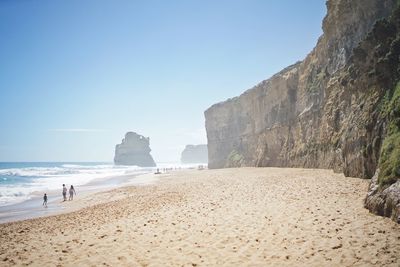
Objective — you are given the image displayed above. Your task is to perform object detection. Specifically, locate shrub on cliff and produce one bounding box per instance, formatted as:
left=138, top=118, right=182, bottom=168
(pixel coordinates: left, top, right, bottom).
left=379, top=82, right=400, bottom=187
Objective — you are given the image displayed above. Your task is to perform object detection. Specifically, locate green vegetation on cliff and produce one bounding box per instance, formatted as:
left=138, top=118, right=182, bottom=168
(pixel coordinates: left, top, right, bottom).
left=227, top=150, right=244, bottom=167
left=378, top=82, right=400, bottom=187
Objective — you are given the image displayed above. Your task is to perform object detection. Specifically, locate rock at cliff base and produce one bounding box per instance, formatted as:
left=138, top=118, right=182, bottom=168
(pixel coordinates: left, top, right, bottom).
left=365, top=170, right=400, bottom=223
left=181, top=144, right=208, bottom=164
left=114, top=132, right=156, bottom=167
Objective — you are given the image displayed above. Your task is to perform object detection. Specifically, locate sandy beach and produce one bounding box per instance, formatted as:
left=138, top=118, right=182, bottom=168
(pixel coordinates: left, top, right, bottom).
left=0, top=167, right=399, bottom=266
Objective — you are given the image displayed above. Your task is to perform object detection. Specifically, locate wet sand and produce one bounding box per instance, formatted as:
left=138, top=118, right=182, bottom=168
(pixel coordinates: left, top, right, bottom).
left=0, top=168, right=399, bottom=266
left=0, top=171, right=156, bottom=224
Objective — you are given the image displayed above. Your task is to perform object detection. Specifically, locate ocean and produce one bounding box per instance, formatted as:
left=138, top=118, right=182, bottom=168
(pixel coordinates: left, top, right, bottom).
left=0, top=162, right=157, bottom=206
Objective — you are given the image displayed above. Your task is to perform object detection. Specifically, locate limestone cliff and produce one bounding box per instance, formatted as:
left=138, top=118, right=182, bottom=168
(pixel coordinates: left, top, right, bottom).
left=181, top=144, right=208, bottom=164
left=205, top=0, right=400, bottom=222
left=114, top=132, right=156, bottom=167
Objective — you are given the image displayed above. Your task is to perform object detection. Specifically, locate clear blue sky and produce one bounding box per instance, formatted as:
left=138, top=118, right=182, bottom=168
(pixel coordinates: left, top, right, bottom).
left=0, top=0, right=326, bottom=162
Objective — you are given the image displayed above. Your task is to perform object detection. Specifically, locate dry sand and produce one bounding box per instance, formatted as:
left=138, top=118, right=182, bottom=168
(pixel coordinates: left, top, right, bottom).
left=0, top=167, right=399, bottom=266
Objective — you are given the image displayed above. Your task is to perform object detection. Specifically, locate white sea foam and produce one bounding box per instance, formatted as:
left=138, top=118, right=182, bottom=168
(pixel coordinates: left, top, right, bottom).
left=0, top=167, right=73, bottom=177
left=0, top=164, right=154, bottom=206
left=0, top=162, right=206, bottom=206
left=0, top=186, right=40, bottom=205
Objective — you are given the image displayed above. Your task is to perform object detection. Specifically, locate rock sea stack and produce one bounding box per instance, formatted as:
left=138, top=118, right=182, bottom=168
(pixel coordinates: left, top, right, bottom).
left=181, top=144, right=208, bottom=164
left=114, top=132, right=156, bottom=167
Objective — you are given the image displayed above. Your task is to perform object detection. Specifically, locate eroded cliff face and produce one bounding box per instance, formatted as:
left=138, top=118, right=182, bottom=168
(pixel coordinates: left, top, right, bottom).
left=205, top=0, right=400, bottom=221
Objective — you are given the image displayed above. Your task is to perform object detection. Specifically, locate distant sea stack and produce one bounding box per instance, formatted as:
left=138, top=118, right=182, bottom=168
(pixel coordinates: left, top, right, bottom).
left=205, top=0, right=400, bottom=222
left=181, top=145, right=208, bottom=164
left=114, top=132, right=156, bottom=167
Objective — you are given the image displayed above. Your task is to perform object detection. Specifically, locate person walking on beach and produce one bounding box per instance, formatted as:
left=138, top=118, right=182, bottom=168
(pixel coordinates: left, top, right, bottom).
left=69, top=185, right=76, bottom=201
left=43, top=193, right=48, bottom=207
left=62, top=184, right=67, bottom=201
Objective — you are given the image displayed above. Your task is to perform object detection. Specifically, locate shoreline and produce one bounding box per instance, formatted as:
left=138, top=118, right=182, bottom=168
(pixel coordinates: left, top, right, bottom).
left=1, top=167, right=399, bottom=266
left=0, top=171, right=159, bottom=224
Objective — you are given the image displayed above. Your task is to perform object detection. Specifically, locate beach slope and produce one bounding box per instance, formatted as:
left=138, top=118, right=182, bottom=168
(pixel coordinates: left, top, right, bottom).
left=0, top=168, right=399, bottom=266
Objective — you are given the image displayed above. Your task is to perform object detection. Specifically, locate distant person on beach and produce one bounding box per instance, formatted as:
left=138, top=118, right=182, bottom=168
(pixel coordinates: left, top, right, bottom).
left=62, top=184, right=67, bottom=201
left=69, top=185, right=76, bottom=201
left=43, top=193, right=47, bottom=207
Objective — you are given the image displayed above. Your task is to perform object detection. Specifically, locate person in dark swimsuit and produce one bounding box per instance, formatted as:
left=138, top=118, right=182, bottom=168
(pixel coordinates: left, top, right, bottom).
left=43, top=193, right=48, bottom=207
